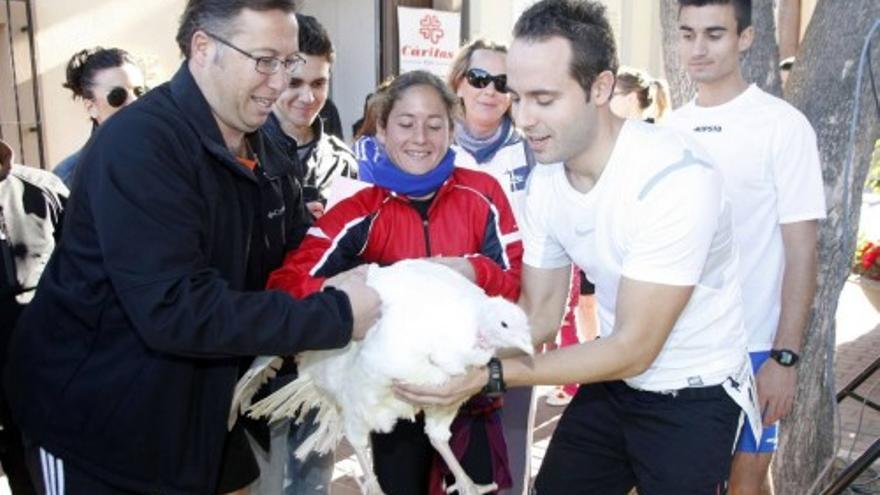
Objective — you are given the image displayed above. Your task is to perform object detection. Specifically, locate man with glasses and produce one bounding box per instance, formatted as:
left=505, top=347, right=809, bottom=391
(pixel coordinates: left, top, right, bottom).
left=5, top=1, right=380, bottom=494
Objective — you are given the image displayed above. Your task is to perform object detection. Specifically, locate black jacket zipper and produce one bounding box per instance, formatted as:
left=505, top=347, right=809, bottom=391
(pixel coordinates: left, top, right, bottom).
left=422, top=218, right=431, bottom=256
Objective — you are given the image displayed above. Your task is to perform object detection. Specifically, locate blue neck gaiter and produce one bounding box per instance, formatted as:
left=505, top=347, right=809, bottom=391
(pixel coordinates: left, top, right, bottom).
left=371, top=148, right=456, bottom=197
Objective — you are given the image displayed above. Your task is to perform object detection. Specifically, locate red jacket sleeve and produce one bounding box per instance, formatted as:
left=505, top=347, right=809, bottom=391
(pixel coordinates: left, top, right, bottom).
left=267, top=191, right=376, bottom=298
left=466, top=177, right=523, bottom=302
left=266, top=233, right=331, bottom=298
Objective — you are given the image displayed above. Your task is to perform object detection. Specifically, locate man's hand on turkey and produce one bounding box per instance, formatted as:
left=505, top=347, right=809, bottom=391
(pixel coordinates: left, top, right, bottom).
left=393, top=366, right=488, bottom=407
left=324, top=265, right=382, bottom=341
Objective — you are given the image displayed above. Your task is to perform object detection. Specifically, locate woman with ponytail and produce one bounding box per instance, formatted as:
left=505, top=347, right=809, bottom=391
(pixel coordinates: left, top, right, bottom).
left=610, top=67, right=670, bottom=123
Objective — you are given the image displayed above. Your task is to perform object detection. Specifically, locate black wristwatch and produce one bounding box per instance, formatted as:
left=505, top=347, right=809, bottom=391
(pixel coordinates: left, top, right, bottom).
left=481, top=358, right=506, bottom=398
left=770, top=348, right=800, bottom=367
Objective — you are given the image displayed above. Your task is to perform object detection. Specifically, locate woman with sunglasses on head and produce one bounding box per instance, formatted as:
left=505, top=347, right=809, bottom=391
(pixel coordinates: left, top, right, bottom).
left=268, top=70, right=522, bottom=495
left=54, top=47, right=146, bottom=187
left=447, top=39, right=538, bottom=495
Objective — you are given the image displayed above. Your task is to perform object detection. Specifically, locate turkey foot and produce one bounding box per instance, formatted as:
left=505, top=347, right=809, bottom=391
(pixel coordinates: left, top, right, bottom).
left=352, top=444, right=386, bottom=495
left=429, top=436, right=498, bottom=495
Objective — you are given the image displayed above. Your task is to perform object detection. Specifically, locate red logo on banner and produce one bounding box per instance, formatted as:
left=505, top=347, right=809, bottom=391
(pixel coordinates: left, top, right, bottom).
left=419, top=14, right=444, bottom=44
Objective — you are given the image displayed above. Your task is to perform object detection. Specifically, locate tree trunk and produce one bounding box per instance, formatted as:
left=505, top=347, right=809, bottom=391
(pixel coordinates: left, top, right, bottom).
left=659, top=0, right=695, bottom=108
left=740, top=0, right=783, bottom=97
left=777, top=0, right=802, bottom=61
left=659, top=0, right=781, bottom=108
left=777, top=1, right=880, bottom=492
left=661, top=0, right=880, bottom=492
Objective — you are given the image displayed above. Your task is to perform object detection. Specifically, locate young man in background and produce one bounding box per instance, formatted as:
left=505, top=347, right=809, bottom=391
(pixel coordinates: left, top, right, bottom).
left=667, top=1, right=825, bottom=493
left=263, top=13, right=358, bottom=221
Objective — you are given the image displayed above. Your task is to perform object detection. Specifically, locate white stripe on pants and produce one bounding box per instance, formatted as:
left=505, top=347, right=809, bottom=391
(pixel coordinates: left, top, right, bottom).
left=38, top=448, right=64, bottom=495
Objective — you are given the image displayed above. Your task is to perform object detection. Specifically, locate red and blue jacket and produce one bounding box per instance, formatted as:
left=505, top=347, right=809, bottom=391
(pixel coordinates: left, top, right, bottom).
left=268, top=167, right=522, bottom=301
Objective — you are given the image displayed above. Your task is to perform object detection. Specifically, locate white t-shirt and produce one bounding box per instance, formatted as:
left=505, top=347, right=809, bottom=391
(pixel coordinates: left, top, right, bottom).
left=667, top=85, right=827, bottom=351
left=522, top=120, right=747, bottom=391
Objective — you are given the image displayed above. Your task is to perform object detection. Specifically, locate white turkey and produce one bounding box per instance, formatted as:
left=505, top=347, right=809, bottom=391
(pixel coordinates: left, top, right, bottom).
left=232, top=259, right=532, bottom=495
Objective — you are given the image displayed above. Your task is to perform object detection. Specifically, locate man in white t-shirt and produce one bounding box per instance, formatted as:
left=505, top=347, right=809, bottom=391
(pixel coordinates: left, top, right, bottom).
left=667, top=1, right=825, bottom=494
left=395, top=1, right=754, bottom=493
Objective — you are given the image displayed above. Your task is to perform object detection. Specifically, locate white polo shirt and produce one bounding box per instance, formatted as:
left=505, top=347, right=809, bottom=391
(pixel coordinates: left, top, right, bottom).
left=667, top=85, right=827, bottom=351
left=521, top=120, right=748, bottom=391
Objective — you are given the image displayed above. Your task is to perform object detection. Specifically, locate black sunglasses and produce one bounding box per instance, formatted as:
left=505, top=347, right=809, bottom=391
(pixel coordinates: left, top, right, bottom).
left=465, top=68, right=508, bottom=93
left=107, top=86, right=148, bottom=108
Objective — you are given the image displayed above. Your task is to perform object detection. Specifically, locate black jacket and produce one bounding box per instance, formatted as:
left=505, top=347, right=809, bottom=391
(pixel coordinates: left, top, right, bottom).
left=4, top=63, right=354, bottom=494
left=262, top=113, right=358, bottom=206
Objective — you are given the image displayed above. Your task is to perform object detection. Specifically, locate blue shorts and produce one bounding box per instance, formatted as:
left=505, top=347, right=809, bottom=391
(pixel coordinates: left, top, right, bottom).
left=736, top=351, right=779, bottom=453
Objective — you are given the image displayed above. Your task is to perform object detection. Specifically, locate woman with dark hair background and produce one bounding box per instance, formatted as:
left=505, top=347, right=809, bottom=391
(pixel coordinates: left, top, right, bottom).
left=53, top=47, right=146, bottom=186
left=352, top=77, right=395, bottom=184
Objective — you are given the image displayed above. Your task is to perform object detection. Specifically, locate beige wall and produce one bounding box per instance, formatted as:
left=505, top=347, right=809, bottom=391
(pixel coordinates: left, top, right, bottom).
left=32, top=0, right=378, bottom=156
left=33, top=0, right=186, bottom=168
left=27, top=0, right=817, bottom=167
left=614, top=0, right=665, bottom=80
left=466, top=0, right=528, bottom=44
left=801, top=0, right=817, bottom=39
left=297, top=0, right=380, bottom=141
left=466, top=0, right=665, bottom=80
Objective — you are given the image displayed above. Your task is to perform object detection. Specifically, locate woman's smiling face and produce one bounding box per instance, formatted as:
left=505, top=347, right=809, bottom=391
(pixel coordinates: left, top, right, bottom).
left=377, top=84, right=452, bottom=175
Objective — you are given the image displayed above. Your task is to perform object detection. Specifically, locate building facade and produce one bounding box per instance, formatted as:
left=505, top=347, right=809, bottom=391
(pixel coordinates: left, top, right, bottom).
left=0, top=0, right=817, bottom=170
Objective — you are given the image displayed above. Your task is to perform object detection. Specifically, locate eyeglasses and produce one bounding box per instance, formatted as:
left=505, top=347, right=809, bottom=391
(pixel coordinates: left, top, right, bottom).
left=465, top=68, right=508, bottom=93
left=106, top=86, right=148, bottom=108
left=204, top=31, right=306, bottom=76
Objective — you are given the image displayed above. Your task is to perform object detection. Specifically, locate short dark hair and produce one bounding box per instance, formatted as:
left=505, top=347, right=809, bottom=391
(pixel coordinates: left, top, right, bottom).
left=296, top=14, right=335, bottom=63
left=376, top=71, right=460, bottom=131
left=63, top=47, right=137, bottom=100
left=176, top=0, right=297, bottom=58
left=677, top=0, right=752, bottom=33
left=513, top=0, right=618, bottom=101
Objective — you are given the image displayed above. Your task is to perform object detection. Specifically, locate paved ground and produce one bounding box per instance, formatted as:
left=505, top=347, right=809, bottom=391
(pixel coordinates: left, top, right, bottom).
left=832, top=281, right=880, bottom=494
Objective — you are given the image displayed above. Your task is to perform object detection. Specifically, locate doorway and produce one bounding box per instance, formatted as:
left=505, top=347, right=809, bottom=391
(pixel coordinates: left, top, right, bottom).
left=1, top=0, right=44, bottom=168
